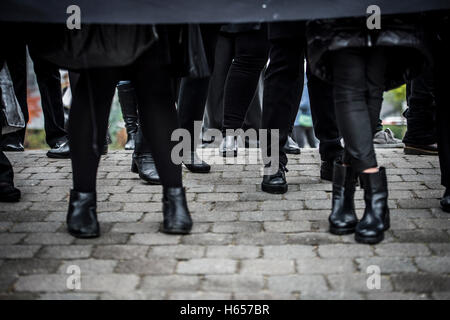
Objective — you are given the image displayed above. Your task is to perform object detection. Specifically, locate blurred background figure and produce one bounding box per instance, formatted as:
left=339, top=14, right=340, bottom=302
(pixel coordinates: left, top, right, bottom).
left=292, top=74, right=317, bottom=149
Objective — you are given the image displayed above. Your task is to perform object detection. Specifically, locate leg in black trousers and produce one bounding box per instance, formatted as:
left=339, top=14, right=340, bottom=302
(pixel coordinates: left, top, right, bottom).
left=432, top=20, right=450, bottom=212
left=221, top=29, right=269, bottom=156
left=0, top=132, right=21, bottom=202
left=403, top=68, right=438, bottom=155
left=329, top=47, right=390, bottom=244
left=177, top=24, right=220, bottom=173
left=29, top=53, right=68, bottom=148
left=1, top=43, right=28, bottom=151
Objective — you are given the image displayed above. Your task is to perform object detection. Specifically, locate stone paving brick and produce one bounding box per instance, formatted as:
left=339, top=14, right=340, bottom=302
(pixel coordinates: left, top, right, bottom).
left=212, top=222, right=262, bottom=233
left=415, top=257, right=450, bottom=273
left=24, top=233, right=74, bottom=245
left=297, top=258, right=355, bottom=274
left=0, top=245, right=41, bottom=259
left=10, top=222, right=62, bottom=233
left=391, top=274, right=450, bottom=292
left=0, top=233, right=26, bottom=245
left=374, top=243, right=431, bottom=257
left=392, top=230, right=449, bottom=243
left=169, top=291, right=231, bottom=300
left=264, top=221, right=311, bottom=233
left=129, top=233, right=181, bottom=245
left=177, top=259, right=237, bottom=274
left=115, top=259, right=177, bottom=275
left=37, top=245, right=92, bottom=259
left=206, top=246, right=260, bottom=259
left=182, top=233, right=233, bottom=246
left=202, top=275, right=264, bottom=292
left=263, top=245, right=315, bottom=259
left=238, top=211, right=286, bottom=221
left=240, top=259, right=295, bottom=275
left=148, top=245, right=205, bottom=259
left=57, top=259, right=117, bottom=274
left=141, top=275, right=199, bottom=291
left=318, top=244, right=374, bottom=258
left=327, top=274, right=393, bottom=292
left=267, top=275, right=328, bottom=294
left=92, top=245, right=149, bottom=260
left=355, top=257, right=417, bottom=273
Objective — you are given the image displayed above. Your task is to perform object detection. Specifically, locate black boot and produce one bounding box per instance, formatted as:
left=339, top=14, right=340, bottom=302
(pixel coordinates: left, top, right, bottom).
left=320, top=160, right=334, bottom=182
left=0, top=182, right=21, bottom=202
left=355, top=168, right=390, bottom=244
left=161, top=187, right=193, bottom=235
left=183, top=151, right=211, bottom=173
left=117, top=81, right=139, bottom=151
left=284, top=135, right=301, bottom=155
left=441, top=188, right=450, bottom=213
left=131, top=152, right=161, bottom=184
left=329, top=162, right=358, bottom=235
left=47, top=138, right=70, bottom=159
left=220, top=135, right=238, bottom=157
left=66, top=190, right=100, bottom=238
left=261, top=164, right=288, bottom=194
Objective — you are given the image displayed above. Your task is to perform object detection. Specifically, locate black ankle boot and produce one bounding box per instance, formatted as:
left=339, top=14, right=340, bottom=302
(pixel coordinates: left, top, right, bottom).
left=161, top=187, right=193, bottom=234
left=183, top=151, right=211, bottom=173
left=0, top=182, right=21, bottom=202
left=261, top=164, right=288, bottom=194
left=131, top=152, right=161, bottom=184
left=441, top=188, right=450, bottom=213
left=124, top=131, right=137, bottom=150
left=329, top=162, right=358, bottom=235
left=66, top=190, right=100, bottom=238
left=355, top=168, right=390, bottom=244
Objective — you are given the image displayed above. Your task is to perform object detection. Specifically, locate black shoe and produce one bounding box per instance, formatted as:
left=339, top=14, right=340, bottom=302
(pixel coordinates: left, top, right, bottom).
left=355, top=168, right=390, bottom=244
left=441, top=188, right=450, bottom=213
left=284, top=135, right=301, bottom=155
left=329, top=162, right=358, bottom=235
left=66, top=190, right=100, bottom=238
left=131, top=152, right=161, bottom=184
left=47, top=140, right=70, bottom=159
left=0, top=182, right=21, bottom=202
left=220, top=135, right=238, bottom=157
left=102, top=143, right=108, bottom=155
left=261, top=164, right=288, bottom=194
left=2, top=142, right=24, bottom=152
left=183, top=151, right=211, bottom=173
left=404, top=143, right=438, bottom=155
left=320, top=160, right=334, bottom=182
left=161, top=187, right=193, bottom=235
left=124, top=132, right=136, bottom=150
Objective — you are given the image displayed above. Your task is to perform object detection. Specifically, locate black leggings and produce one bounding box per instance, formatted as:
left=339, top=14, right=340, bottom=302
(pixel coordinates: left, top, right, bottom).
left=69, top=46, right=182, bottom=192
left=330, top=47, right=387, bottom=173
left=222, top=29, right=269, bottom=132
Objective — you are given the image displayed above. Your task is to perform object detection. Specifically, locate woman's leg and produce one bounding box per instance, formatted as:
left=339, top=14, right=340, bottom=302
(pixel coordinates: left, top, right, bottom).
left=69, top=69, right=118, bottom=193
left=131, top=53, right=182, bottom=188
left=222, top=29, right=269, bottom=132
left=331, top=48, right=378, bottom=173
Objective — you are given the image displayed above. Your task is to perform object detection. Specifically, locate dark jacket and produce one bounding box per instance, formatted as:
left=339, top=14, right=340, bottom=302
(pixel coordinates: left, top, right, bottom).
left=306, top=14, right=432, bottom=90
left=0, top=63, right=25, bottom=135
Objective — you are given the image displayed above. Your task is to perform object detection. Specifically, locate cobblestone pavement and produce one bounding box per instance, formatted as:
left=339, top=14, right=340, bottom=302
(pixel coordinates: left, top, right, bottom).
left=0, top=148, right=449, bottom=300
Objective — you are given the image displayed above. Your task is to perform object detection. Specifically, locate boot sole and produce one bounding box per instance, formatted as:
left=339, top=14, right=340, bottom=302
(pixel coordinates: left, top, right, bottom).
left=68, top=229, right=100, bottom=239
left=329, top=226, right=355, bottom=235
left=284, top=148, right=301, bottom=155
left=404, top=146, right=438, bottom=156
left=261, top=182, right=288, bottom=194
left=160, top=227, right=191, bottom=235
left=355, top=233, right=384, bottom=244
left=46, top=152, right=70, bottom=159
left=184, top=164, right=211, bottom=174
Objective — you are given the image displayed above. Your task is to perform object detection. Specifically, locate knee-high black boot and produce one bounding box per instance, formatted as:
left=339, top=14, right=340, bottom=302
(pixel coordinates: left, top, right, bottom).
left=117, top=81, right=139, bottom=150
left=355, top=167, right=390, bottom=244
left=329, top=162, right=358, bottom=235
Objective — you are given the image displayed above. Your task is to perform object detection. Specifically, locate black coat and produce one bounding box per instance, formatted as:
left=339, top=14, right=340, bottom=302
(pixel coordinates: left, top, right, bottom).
left=306, top=14, right=432, bottom=90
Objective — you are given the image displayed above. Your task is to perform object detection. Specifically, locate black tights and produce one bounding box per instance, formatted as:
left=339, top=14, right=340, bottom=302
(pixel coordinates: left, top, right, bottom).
left=69, top=49, right=182, bottom=192
left=222, top=29, right=269, bottom=132
left=330, top=47, right=387, bottom=174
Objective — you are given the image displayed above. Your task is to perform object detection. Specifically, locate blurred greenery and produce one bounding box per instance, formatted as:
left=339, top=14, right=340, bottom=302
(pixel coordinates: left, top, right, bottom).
left=384, top=125, right=406, bottom=139
left=384, top=84, right=406, bottom=114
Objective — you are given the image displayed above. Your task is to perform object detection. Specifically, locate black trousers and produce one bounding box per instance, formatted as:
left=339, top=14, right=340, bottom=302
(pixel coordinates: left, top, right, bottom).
left=177, top=24, right=221, bottom=150
left=68, top=41, right=182, bottom=192
left=203, top=31, right=264, bottom=135
left=0, top=132, right=14, bottom=184
left=262, top=23, right=343, bottom=167
left=330, top=47, right=387, bottom=174
left=2, top=45, right=67, bottom=148
left=222, top=28, right=269, bottom=132
left=432, top=24, right=450, bottom=189
left=403, top=68, right=437, bottom=146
